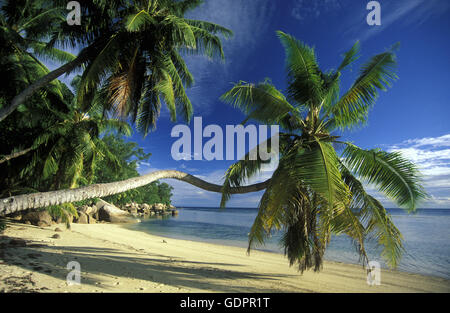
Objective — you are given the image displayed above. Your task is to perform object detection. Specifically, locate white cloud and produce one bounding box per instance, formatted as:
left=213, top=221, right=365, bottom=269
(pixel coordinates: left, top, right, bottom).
left=136, top=161, right=151, bottom=171
left=141, top=132, right=450, bottom=208
left=291, top=0, right=343, bottom=21
left=403, top=134, right=450, bottom=148
left=383, top=133, right=450, bottom=208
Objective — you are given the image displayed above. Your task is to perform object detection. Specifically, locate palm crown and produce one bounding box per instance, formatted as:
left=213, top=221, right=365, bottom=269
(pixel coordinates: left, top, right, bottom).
left=0, top=0, right=232, bottom=133
left=58, top=0, right=233, bottom=135
left=220, top=31, right=427, bottom=271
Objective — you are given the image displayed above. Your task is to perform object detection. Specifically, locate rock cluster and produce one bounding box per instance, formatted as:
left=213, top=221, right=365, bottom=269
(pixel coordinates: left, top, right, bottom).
left=6, top=200, right=178, bottom=226
left=120, top=202, right=178, bottom=218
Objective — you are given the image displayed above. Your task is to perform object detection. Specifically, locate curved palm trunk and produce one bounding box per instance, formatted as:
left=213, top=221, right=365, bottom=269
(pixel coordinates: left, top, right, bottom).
left=0, top=170, right=269, bottom=216
left=0, top=147, right=34, bottom=165
left=0, top=51, right=91, bottom=123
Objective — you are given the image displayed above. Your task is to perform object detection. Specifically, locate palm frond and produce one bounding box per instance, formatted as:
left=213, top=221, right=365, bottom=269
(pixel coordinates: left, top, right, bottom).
left=153, top=69, right=176, bottom=121
left=337, top=41, right=361, bottom=72
left=220, top=152, right=271, bottom=208
left=220, top=80, right=299, bottom=125
left=170, top=49, right=194, bottom=87
left=125, top=9, right=155, bottom=32
left=287, top=140, right=350, bottom=211
left=340, top=165, right=404, bottom=267
left=162, top=14, right=196, bottom=49
left=342, top=143, right=427, bottom=211
left=179, top=25, right=224, bottom=59
left=184, top=19, right=233, bottom=39
left=77, top=33, right=127, bottom=108
left=276, top=31, right=324, bottom=107
left=136, top=78, right=161, bottom=134
left=331, top=45, right=399, bottom=129
left=29, top=41, right=76, bottom=64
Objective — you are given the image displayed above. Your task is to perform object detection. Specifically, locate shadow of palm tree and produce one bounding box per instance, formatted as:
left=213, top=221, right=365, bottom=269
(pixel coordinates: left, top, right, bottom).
left=1, top=241, right=296, bottom=292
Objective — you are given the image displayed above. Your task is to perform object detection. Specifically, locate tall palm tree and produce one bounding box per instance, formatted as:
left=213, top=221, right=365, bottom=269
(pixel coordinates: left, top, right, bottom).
left=0, top=0, right=76, bottom=172
left=0, top=0, right=232, bottom=134
left=0, top=0, right=76, bottom=64
left=218, top=32, right=427, bottom=271
left=76, top=0, right=232, bottom=134
left=1, top=67, right=130, bottom=196
left=0, top=0, right=78, bottom=120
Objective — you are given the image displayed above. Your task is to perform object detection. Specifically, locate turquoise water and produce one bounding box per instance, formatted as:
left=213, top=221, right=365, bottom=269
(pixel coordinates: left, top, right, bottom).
left=128, top=207, right=450, bottom=279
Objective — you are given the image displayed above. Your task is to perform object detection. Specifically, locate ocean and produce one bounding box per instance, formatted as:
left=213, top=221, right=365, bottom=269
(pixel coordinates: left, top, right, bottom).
left=127, top=207, right=450, bottom=279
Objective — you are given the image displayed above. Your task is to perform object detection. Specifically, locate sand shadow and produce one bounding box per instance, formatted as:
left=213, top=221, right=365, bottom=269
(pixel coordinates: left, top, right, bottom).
left=1, top=238, right=296, bottom=292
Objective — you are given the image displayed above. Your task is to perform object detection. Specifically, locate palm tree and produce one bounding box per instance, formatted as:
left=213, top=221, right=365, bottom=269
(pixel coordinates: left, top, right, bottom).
left=1, top=71, right=131, bottom=193
left=218, top=32, right=427, bottom=271
left=0, top=0, right=77, bottom=121
left=0, top=169, right=268, bottom=216
left=20, top=108, right=131, bottom=191
left=76, top=0, right=232, bottom=134
left=0, top=0, right=232, bottom=133
left=0, top=32, right=427, bottom=273
left=0, top=0, right=75, bottom=170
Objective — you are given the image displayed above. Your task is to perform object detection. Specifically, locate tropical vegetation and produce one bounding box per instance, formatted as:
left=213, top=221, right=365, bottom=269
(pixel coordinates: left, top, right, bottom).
left=1, top=0, right=227, bottom=220
left=0, top=1, right=427, bottom=273
left=219, top=31, right=427, bottom=271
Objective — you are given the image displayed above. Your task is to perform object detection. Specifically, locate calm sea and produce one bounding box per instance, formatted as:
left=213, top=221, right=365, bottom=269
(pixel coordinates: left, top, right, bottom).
left=128, top=207, right=450, bottom=279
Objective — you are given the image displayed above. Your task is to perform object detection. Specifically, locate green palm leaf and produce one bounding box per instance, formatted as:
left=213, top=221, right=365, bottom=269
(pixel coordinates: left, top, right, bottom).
left=153, top=69, right=177, bottom=121
left=342, top=143, right=427, bottom=211
left=184, top=19, right=233, bottom=39
left=286, top=140, right=350, bottom=211
left=340, top=166, right=404, bottom=267
left=220, top=80, right=299, bottom=125
left=337, top=41, right=361, bottom=72
left=277, top=31, right=324, bottom=107
left=125, top=10, right=155, bottom=32
left=77, top=33, right=126, bottom=107
left=332, top=45, right=399, bottom=129
left=220, top=151, right=272, bottom=208
left=163, top=15, right=196, bottom=49
left=30, top=41, right=77, bottom=64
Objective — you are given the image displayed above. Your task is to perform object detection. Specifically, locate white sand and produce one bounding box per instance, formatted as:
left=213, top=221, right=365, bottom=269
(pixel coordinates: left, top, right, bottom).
left=1, top=221, right=449, bottom=293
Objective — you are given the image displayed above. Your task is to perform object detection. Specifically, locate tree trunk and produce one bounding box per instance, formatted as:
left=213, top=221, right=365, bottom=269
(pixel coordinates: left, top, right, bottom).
left=0, top=147, right=34, bottom=165
left=0, top=53, right=88, bottom=123
left=0, top=170, right=269, bottom=216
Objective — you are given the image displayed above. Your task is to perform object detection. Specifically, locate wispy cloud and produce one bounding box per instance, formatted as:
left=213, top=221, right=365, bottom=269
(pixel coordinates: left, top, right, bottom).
left=346, top=0, right=450, bottom=43
left=166, top=133, right=450, bottom=208
left=136, top=161, right=151, bottom=171
left=165, top=0, right=276, bottom=116
left=376, top=134, right=450, bottom=208
left=291, top=0, right=343, bottom=22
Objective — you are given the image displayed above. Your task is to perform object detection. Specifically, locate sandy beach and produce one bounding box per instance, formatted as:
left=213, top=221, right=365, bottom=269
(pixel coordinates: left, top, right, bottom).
left=0, top=220, right=449, bottom=293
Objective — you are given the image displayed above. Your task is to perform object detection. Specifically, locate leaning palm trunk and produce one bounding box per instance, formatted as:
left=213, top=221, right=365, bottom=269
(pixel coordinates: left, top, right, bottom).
left=0, top=170, right=269, bottom=216
left=0, top=50, right=91, bottom=122
left=0, top=147, right=34, bottom=165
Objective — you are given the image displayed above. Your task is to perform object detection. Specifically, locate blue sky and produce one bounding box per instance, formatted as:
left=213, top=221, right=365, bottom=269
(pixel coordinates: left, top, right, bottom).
left=122, top=0, right=450, bottom=208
